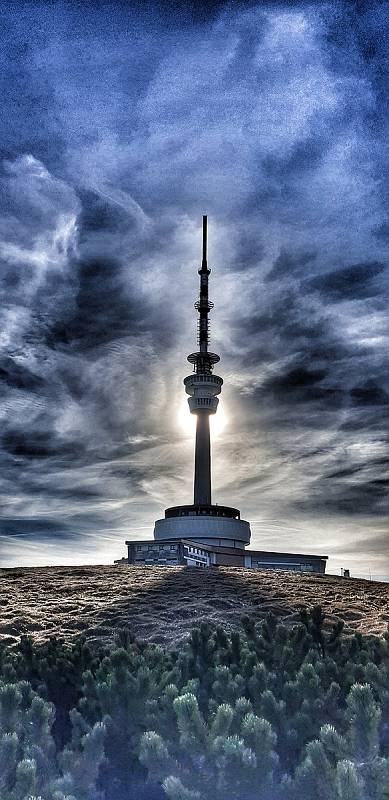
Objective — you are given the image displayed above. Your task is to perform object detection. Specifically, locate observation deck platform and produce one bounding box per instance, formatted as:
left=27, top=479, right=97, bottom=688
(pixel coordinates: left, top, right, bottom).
left=154, top=503, right=251, bottom=549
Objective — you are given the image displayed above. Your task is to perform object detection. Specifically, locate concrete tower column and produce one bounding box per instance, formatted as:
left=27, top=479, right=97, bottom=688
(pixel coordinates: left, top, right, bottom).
left=194, top=411, right=211, bottom=505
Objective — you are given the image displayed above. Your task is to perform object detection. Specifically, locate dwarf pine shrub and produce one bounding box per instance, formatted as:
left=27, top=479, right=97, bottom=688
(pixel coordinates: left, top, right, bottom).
left=0, top=606, right=388, bottom=799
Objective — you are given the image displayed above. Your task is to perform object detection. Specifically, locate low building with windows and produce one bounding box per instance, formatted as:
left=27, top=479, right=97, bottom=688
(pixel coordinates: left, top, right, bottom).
left=125, top=538, right=328, bottom=573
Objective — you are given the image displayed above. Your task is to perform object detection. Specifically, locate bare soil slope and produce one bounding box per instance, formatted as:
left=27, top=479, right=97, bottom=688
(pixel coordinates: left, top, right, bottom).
left=1, top=565, right=388, bottom=648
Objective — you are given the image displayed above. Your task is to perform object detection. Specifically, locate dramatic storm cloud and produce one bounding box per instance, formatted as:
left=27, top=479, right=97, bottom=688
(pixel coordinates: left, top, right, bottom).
left=0, top=0, right=388, bottom=577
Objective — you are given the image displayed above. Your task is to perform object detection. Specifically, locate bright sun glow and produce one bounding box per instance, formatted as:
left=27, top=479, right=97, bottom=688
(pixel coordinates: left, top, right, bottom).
left=178, top=401, right=227, bottom=439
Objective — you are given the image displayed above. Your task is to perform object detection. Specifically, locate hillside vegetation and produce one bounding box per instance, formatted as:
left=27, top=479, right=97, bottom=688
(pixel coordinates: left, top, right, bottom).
left=0, top=606, right=388, bottom=799
left=1, top=564, right=388, bottom=648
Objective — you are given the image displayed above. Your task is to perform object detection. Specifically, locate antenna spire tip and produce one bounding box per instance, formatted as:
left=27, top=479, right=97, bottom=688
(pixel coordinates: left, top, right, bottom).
left=202, top=215, right=207, bottom=265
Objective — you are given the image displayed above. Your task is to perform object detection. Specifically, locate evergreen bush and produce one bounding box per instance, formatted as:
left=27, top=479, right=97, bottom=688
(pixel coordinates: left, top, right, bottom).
left=0, top=607, right=387, bottom=799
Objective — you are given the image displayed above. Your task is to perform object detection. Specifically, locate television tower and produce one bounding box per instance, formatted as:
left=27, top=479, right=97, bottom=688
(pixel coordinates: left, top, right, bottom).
left=184, top=215, right=223, bottom=505
left=124, top=217, right=327, bottom=575
left=153, top=217, right=251, bottom=549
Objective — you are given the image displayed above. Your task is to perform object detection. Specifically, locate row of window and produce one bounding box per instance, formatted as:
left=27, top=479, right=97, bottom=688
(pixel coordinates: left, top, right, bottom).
left=184, top=545, right=207, bottom=556
left=135, top=544, right=177, bottom=552
left=177, top=510, right=238, bottom=518
left=188, top=375, right=220, bottom=383
left=251, top=561, right=315, bottom=572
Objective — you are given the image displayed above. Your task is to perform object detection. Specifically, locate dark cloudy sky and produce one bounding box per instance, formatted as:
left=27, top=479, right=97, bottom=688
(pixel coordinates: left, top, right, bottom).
left=1, top=0, right=388, bottom=578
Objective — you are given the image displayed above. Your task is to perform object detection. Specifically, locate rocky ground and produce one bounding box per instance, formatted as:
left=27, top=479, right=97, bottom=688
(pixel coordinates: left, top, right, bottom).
left=1, top=564, right=388, bottom=649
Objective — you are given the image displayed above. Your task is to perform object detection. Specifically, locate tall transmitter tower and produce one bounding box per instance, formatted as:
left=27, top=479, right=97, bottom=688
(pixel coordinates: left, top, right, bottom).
left=186, top=215, right=222, bottom=506
left=154, top=216, right=251, bottom=549
left=123, top=217, right=327, bottom=572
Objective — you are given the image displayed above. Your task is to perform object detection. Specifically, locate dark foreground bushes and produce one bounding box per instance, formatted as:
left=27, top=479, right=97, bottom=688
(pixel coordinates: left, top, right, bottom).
left=0, top=606, right=389, bottom=800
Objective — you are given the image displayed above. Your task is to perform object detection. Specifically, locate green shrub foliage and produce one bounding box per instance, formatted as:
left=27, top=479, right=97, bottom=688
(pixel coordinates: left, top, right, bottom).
left=0, top=606, right=388, bottom=799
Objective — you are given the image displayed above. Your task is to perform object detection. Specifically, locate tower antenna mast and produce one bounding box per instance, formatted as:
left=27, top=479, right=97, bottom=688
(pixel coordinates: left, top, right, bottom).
left=185, top=215, right=222, bottom=505
left=202, top=214, right=207, bottom=268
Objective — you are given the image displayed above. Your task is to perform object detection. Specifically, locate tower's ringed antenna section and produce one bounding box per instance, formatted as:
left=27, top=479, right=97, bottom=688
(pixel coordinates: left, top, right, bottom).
left=187, top=352, right=220, bottom=365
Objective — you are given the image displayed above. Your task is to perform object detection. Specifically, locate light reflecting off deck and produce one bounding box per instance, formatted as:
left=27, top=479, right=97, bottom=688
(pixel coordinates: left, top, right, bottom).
left=177, top=399, right=227, bottom=438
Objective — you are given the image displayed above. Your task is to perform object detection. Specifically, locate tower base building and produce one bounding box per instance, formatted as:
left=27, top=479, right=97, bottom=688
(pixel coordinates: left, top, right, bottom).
left=124, top=538, right=327, bottom=573
left=121, top=218, right=328, bottom=575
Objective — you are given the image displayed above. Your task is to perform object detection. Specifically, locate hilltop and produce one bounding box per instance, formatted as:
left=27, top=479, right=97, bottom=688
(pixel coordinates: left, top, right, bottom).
left=1, top=564, right=388, bottom=649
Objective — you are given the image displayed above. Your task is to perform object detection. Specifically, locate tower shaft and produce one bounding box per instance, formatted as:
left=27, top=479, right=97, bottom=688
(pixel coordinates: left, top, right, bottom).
left=194, top=412, right=211, bottom=505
